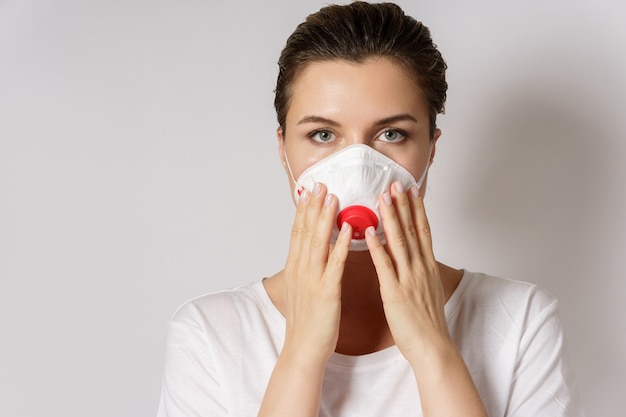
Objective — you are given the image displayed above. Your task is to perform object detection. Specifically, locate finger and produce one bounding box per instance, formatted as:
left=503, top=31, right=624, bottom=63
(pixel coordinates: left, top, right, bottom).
left=286, top=188, right=311, bottom=264
left=324, top=221, right=352, bottom=286
left=364, top=225, right=399, bottom=288
left=389, top=181, right=420, bottom=257
left=409, top=188, right=435, bottom=262
left=309, top=192, right=339, bottom=272
left=297, top=182, right=328, bottom=263
left=377, top=189, right=410, bottom=269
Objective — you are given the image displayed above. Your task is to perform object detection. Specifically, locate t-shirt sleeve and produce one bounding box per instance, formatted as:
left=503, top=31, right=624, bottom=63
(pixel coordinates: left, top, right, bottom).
left=157, top=301, right=228, bottom=417
left=506, top=295, right=585, bottom=417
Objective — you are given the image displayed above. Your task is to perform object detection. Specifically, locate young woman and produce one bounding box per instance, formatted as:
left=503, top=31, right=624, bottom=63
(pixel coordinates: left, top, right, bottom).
left=157, top=2, right=584, bottom=416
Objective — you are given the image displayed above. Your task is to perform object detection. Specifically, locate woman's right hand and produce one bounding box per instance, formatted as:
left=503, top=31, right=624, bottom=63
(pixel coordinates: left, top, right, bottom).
left=282, top=182, right=352, bottom=366
left=258, top=182, right=351, bottom=417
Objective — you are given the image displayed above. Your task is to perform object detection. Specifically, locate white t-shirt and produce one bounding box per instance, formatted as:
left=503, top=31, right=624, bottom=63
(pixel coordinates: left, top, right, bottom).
left=157, top=270, right=585, bottom=417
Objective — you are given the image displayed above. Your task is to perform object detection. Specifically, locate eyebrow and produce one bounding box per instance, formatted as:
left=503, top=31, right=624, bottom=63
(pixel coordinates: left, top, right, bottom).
left=296, top=113, right=418, bottom=127
left=297, top=115, right=340, bottom=126
left=375, top=114, right=418, bottom=126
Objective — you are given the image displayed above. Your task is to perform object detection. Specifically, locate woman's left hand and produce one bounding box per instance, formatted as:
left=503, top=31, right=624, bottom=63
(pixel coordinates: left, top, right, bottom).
left=366, top=181, right=488, bottom=417
left=365, top=182, right=452, bottom=362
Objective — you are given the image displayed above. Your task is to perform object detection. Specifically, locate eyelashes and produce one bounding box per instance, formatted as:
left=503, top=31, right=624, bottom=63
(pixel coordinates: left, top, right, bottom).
left=306, top=128, right=409, bottom=144
left=308, top=130, right=335, bottom=143
left=377, top=129, right=407, bottom=143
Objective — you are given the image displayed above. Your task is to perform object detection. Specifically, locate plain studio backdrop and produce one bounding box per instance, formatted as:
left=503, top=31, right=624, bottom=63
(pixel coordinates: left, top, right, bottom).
left=1, top=0, right=625, bottom=416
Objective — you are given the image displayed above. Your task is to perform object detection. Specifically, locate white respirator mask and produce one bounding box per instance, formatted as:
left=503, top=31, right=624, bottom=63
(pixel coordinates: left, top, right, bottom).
left=285, top=144, right=432, bottom=251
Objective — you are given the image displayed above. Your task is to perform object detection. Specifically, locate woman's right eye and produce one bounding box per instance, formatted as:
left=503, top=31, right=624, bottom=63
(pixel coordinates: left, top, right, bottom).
left=309, top=130, right=335, bottom=143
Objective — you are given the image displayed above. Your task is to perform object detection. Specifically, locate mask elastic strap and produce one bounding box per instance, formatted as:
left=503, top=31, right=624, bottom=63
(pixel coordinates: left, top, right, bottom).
left=283, top=152, right=304, bottom=196
left=414, top=143, right=434, bottom=190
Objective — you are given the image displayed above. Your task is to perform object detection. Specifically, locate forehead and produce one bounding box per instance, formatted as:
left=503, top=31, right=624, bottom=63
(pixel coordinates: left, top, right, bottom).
left=286, top=58, right=427, bottom=123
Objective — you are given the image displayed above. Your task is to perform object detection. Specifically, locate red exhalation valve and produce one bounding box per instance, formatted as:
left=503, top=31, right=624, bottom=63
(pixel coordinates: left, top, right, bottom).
left=336, top=205, right=379, bottom=240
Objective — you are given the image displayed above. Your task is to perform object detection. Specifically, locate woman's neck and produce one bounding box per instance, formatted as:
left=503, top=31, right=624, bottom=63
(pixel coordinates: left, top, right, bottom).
left=335, top=254, right=464, bottom=355
left=263, top=252, right=463, bottom=356
left=335, top=251, right=392, bottom=355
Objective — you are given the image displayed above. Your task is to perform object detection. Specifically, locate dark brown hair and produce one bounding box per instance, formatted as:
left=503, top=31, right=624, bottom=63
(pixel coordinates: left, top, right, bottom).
left=274, top=1, right=447, bottom=139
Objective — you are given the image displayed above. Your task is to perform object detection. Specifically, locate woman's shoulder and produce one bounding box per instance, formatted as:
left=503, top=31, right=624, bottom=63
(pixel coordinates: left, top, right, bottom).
left=457, top=270, right=559, bottom=321
left=464, top=269, right=556, bottom=300
left=166, top=280, right=275, bottom=331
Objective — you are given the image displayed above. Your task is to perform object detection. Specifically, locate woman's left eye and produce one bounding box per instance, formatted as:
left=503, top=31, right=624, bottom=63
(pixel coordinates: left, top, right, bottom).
left=377, top=129, right=406, bottom=143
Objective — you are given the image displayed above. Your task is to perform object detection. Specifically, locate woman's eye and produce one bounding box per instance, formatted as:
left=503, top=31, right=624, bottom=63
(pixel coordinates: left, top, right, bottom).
left=378, top=129, right=406, bottom=143
left=310, top=130, right=335, bottom=143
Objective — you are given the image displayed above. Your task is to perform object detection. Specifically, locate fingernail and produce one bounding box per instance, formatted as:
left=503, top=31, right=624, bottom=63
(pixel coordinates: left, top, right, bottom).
left=325, top=194, right=333, bottom=206
left=410, top=186, right=419, bottom=198
left=300, top=189, right=310, bottom=203
left=367, top=226, right=376, bottom=237
left=395, top=182, right=404, bottom=193
left=341, top=222, right=349, bottom=233
left=313, top=182, right=322, bottom=195
left=383, top=192, right=392, bottom=206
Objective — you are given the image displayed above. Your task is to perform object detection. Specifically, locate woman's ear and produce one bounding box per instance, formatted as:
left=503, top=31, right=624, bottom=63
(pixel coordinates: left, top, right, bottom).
left=277, top=127, right=287, bottom=170
left=430, top=128, right=442, bottom=165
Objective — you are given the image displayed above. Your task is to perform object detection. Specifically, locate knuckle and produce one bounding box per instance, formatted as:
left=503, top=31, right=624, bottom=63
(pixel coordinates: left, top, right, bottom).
left=310, top=234, right=325, bottom=249
left=393, top=234, right=408, bottom=248
left=327, top=252, right=340, bottom=266
left=291, top=224, right=313, bottom=240
left=300, top=224, right=314, bottom=238
left=404, top=223, right=417, bottom=239
left=290, top=226, right=303, bottom=239
left=396, top=194, right=411, bottom=208
left=381, top=256, right=395, bottom=271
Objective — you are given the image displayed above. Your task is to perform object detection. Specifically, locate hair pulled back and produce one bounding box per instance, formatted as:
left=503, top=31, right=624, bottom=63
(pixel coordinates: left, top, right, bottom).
left=274, top=1, right=447, bottom=139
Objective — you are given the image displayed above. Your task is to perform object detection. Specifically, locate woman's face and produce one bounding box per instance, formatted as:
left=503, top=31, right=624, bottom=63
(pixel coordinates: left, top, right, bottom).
left=278, top=57, right=440, bottom=197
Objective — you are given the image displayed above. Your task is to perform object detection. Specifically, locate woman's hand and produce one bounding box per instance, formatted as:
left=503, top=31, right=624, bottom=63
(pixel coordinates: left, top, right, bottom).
left=365, top=182, right=488, bottom=417
left=282, top=182, right=352, bottom=365
left=258, top=183, right=351, bottom=417
left=365, top=182, right=451, bottom=360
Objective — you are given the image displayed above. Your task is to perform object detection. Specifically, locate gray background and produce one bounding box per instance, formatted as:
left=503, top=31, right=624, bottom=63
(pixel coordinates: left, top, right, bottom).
left=1, top=0, right=624, bottom=416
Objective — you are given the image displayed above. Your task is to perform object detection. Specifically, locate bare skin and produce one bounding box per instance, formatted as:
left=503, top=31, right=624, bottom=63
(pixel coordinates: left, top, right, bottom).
left=256, top=58, right=487, bottom=417
left=263, top=255, right=463, bottom=355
